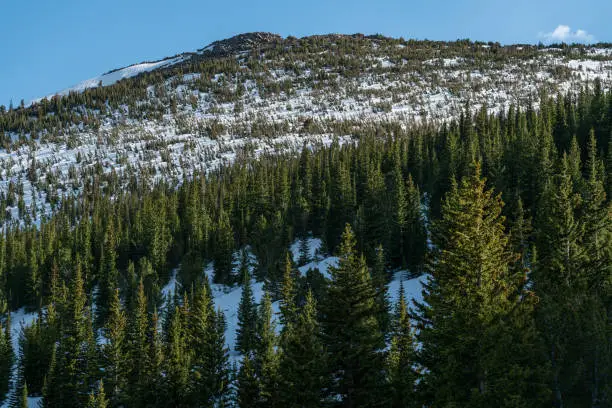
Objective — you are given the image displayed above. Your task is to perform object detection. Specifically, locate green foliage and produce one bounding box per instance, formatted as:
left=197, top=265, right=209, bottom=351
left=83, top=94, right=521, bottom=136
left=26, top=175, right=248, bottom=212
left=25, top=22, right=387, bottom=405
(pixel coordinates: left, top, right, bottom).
left=279, top=290, right=327, bottom=407
left=236, top=355, right=258, bottom=408
left=236, top=268, right=257, bottom=356
left=102, top=288, right=127, bottom=406
left=163, top=305, right=191, bottom=407
left=18, top=312, right=54, bottom=395
left=0, top=79, right=609, bottom=407
left=86, top=381, right=108, bottom=408
left=47, top=261, right=94, bottom=408
left=213, top=210, right=235, bottom=284
left=278, top=252, right=297, bottom=327
left=322, top=224, right=388, bottom=407
left=416, top=164, right=550, bottom=407
left=187, top=276, right=230, bottom=406
left=387, top=281, right=417, bottom=408
left=0, top=319, right=13, bottom=403
left=254, top=291, right=279, bottom=407
left=8, top=361, right=26, bottom=408
left=125, top=277, right=148, bottom=407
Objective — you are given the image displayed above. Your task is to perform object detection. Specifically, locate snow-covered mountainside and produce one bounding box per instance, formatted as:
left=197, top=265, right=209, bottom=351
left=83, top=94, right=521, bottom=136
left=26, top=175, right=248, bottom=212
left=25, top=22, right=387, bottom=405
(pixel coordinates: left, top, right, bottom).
left=31, top=56, right=188, bottom=104
left=1, top=33, right=611, bottom=225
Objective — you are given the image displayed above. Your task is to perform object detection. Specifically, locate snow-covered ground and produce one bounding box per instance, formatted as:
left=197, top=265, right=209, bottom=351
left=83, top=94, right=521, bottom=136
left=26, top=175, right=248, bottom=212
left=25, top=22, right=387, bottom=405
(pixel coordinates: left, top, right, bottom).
left=27, top=397, right=41, bottom=408
left=161, top=267, right=179, bottom=313
left=31, top=56, right=186, bottom=105
left=290, top=236, right=338, bottom=278
left=388, top=271, right=429, bottom=308
left=1, top=308, right=38, bottom=408
left=156, top=236, right=428, bottom=365
left=1, top=234, right=428, bottom=404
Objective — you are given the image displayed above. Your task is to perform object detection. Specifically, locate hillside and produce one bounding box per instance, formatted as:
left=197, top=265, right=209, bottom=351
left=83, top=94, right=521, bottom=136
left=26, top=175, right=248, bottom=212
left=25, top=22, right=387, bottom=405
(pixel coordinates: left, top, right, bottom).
left=0, top=30, right=610, bottom=407
left=0, top=33, right=611, bottom=225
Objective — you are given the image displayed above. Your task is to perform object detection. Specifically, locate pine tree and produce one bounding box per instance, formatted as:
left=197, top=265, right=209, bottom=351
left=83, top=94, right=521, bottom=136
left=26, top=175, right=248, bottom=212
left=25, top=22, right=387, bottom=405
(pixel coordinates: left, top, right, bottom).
left=298, top=237, right=310, bottom=266
left=213, top=210, right=234, bottom=284
left=236, top=354, right=258, bottom=408
left=41, top=342, right=59, bottom=408
left=535, top=155, right=587, bottom=407
left=208, top=309, right=230, bottom=405
left=416, top=163, right=549, bottom=407
left=327, top=160, right=355, bottom=251
left=9, top=361, right=27, bottom=408
left=363, top=162, right=389, bottom=261
left=26, top=247, right=40, bottom=307
left=19, top=315, right=49, bottom=395
left=535, top=134, right=612, bottom=406
left=126, top=277, right=148, bottom=407
left=163, top=306, right=190, bottom=407
left=52, top=261, right=91, bottom=408
left=278, top=252, right=297, bottom=328
left=0, top=320, right=13, bottom=403
left=236, top=269, right=257, bottom=355
left=190, top=285, right=214, bottom=395
left=567, top=135, right=583, bottom=187
left=278, top=290, right=326, bottom=408
left=387, top=280, right=417, bottom=408
left=102, top=288, right=126, bottom=406
left=141, top=309, right=163, bottom=407
left=509, top=196, right=532, bottom=267
left=86, top=381, right=108, bottom=408
left=10, top=378, right=27, bottom=408
left=321, top=224, right=387, bottom=407
left=83, top=306, right=100, bottom=401
left=371, top=245, right=390, bottom=336
left=254, top=291, right=279, bottom=407
left=389, top=160, right=407, bottom=266
left=606, top=130, right=612, bottom=198
left=96, top=222, right=118, bottom=326
left=581, top=131, right=612, bottom=407
left=404, top=174, right=426, bottom=270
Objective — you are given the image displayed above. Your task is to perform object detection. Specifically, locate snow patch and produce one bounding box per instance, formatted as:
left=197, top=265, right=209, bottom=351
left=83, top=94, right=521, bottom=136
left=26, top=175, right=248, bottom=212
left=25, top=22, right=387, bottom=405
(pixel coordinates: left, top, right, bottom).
left=1, top=308, right=38, bottom=408
left=32, top=56, right=185, bottom=104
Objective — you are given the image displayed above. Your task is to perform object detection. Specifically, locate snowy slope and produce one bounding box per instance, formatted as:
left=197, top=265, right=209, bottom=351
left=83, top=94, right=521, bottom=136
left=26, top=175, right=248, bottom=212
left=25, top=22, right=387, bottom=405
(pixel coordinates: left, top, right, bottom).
left=32, top=55, right=185, bottom=104
left=388, top=271, right=429, bottom=307
left=0, top=238, right=429, bottom=404
left=3, top=37, right=611, bottom=229
left=8, top=308, right=38, bottom=355
left=155, top=237, right=428, bottom=365
left=1, top=308, right=38, bottom=408
left=290, top=237, right=338, bottom=279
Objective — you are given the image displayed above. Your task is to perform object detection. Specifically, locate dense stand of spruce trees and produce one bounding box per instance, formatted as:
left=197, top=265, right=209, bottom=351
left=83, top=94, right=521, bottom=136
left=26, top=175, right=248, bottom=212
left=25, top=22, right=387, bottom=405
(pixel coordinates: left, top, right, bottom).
left=0, top=87, right=609, bottom=407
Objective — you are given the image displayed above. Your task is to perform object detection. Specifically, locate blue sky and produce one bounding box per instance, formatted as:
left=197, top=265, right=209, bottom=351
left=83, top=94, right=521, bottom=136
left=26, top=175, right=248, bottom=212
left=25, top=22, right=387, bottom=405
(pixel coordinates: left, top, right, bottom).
left=1, top=0, right=609, bottom=107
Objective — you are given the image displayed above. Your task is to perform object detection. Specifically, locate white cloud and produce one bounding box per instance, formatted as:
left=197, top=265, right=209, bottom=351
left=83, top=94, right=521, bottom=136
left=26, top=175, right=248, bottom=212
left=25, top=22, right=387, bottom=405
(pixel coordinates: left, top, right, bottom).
left=539, top=25, right=595, bottom=44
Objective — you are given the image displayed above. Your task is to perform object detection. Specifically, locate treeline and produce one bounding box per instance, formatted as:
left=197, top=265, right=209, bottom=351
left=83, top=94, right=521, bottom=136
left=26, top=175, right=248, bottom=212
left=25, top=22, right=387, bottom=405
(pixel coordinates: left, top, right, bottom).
left=0, top=87, right=609, bottom=406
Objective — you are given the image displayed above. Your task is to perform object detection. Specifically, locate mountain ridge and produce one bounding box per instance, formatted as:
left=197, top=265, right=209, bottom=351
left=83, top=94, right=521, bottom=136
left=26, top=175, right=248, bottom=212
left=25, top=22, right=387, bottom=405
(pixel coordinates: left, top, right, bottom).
left=28, top=31, right=612, bottom=107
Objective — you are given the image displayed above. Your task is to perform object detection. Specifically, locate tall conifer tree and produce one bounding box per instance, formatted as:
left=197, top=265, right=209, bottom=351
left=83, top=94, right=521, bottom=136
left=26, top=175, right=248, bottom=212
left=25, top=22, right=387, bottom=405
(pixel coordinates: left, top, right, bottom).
left=416, top=163, right=549, bottom=407
left=236, top=269, right=257, bottom=356
left=102, top=288, right=127, bottom=406
left=322, top=224, right=387, bottom=407
left=279, top=290, right=326, bottom=408
left=387, top=280, right=417, bottom=408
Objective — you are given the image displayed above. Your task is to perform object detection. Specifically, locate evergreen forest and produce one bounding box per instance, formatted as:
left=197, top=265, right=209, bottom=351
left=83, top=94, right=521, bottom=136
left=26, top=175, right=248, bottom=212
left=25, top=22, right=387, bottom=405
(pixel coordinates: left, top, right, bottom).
left=0, top=80, right=610, bottom=407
